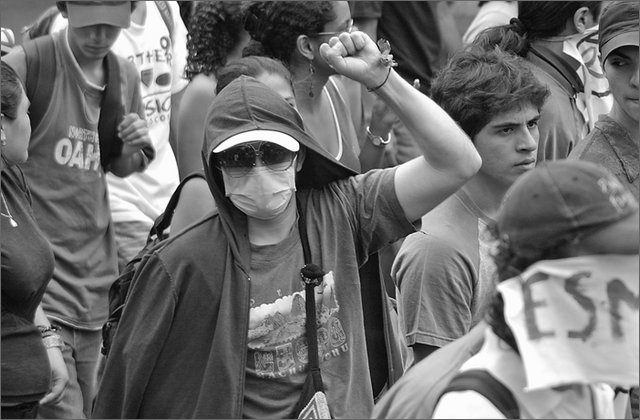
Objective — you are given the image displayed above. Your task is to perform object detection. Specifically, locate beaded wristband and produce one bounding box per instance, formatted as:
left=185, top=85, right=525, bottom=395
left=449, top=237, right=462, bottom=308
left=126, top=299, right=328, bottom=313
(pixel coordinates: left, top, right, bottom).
left=42, top=334, right=64, bottom=349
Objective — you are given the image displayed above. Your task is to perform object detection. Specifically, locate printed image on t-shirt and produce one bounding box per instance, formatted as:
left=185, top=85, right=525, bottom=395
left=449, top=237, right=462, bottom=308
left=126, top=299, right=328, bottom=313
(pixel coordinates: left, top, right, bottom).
left=247, top=271, right=348, bottom=378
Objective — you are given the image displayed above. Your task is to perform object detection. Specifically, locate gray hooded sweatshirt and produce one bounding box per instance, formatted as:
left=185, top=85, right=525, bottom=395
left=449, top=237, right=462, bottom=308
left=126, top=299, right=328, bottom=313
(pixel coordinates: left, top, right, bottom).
left=93, top=76, right=415, bottom=418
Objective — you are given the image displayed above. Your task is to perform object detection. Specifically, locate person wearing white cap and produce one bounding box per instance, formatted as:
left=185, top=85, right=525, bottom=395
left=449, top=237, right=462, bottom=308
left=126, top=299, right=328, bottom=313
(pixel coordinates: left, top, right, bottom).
left=1, top=1, right=153, bottom=418
left=93, top=31, right=481, bottom=418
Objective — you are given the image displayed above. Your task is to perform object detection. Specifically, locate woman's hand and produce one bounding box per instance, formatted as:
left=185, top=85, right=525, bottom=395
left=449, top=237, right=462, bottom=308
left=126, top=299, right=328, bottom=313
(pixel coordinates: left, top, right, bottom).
left=319, top=31, right=390, bottom=91
left=39, top=347, right=69, bottom=405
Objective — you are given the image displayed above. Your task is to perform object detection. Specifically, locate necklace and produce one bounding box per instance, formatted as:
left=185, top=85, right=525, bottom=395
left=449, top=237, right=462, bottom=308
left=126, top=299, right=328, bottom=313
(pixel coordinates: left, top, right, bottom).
left=1, top=191, right=18, bottom=227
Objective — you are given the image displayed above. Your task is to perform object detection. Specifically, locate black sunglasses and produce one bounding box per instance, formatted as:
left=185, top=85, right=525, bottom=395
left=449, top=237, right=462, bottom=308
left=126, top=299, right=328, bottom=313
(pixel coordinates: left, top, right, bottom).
left=213, top=141, right=297, bottom=178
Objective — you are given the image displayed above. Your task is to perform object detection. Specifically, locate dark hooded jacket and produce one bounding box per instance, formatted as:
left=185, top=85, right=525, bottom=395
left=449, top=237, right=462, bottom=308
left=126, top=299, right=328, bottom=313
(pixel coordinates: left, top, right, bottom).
left=92, top=77, right=414, bottom=418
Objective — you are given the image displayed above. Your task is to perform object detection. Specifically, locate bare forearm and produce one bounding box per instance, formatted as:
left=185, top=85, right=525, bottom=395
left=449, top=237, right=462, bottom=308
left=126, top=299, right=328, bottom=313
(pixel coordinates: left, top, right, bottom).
left=372, top=70, right=479, bottom=176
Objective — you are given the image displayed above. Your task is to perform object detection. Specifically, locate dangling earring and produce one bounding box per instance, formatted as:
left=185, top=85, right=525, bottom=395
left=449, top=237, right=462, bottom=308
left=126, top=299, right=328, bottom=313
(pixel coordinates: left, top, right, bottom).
left=1, top=129, right=6, bottom=147
left=308, top=61, right=315, bottom=98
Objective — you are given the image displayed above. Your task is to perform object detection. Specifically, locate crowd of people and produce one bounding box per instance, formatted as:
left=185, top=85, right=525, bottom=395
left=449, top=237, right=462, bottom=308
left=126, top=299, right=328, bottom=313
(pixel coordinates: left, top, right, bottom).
left=1, top=1, right=638, bottom=419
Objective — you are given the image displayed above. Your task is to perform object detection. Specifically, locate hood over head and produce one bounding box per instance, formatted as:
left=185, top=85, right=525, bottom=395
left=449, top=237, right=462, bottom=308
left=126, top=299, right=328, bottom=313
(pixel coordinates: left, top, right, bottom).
left=202, top=75, right=356, bottom=216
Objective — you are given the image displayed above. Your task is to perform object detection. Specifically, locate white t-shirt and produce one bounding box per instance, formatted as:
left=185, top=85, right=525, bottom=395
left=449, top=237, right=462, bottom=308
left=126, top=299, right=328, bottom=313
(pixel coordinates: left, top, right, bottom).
left=106, top=1, right=189, bottom=224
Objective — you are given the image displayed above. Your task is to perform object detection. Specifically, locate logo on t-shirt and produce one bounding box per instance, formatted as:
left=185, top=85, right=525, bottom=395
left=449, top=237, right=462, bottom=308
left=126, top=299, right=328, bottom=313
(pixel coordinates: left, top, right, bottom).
left=53, top=125, right=101, bottom=172
left=128, top=36, right=174, bottom=128
left=247, top=271, right=349, bottom=378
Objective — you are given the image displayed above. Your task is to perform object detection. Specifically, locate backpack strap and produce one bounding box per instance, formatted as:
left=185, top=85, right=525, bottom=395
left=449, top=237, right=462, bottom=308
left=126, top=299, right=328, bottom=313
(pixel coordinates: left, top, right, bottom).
left=151, top=171, right=206, bottom=241
left=154, top=1, right=174, bottom=44
left=23, top=35, right=56, bottom=133
left=98, top=51, right=124, bottom=170
left=440, top=369, right=520, bottom=419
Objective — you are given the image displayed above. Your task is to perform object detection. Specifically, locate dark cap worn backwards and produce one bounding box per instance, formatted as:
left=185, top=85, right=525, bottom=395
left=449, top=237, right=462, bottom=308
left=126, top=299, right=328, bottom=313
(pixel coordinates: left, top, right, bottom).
left=497, top=160, right=639, bottom=254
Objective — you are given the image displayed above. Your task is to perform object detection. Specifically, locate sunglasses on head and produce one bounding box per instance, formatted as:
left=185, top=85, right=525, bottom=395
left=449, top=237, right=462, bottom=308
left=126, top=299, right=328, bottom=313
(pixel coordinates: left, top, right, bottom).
left=213, top=141, right=297, bottom=178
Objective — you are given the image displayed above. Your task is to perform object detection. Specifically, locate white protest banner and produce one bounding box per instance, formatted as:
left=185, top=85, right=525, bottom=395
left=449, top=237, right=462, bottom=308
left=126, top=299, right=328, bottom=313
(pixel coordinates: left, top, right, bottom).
left=498, top=255, right=639, bottom=391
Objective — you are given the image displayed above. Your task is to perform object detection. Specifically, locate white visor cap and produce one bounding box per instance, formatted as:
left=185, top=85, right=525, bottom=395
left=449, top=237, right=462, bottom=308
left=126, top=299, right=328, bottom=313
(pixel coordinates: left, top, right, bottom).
left=213, top=130, right=300, bottom=154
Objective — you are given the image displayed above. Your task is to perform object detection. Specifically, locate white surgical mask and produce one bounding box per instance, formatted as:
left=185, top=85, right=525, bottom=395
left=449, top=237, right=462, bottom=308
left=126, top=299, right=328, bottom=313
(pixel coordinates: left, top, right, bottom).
left=223, top=165, right=296, bottom=220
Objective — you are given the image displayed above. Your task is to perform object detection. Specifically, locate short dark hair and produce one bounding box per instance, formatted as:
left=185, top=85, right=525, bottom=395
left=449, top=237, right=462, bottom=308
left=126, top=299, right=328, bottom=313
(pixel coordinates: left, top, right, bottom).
left=430, top=47, right=549, bottom=140
left=242, top=1, right=335, bottom=65
left=216, top=56, right=291, bottom=94
left=1, top=62, right=24, bottom=120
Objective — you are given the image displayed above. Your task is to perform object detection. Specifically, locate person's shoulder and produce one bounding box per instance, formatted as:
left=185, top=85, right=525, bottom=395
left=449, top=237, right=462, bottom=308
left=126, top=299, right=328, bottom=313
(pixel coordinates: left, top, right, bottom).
left=421, top=192, right=477, bottom=236
left=155, top=213, right=222, bottom=261
left=373, top=322, right=488, bottom=419
left=569, top=116, right=624, bottom=161
left=568, top=129, right=600, bottom=160
left=183, top=74, right=217, bottom=100
left=394, top=226, right=469, bottom=279
left=371, top=362, right=438, bottom=418
left=180, top=174, right=209, bottom=194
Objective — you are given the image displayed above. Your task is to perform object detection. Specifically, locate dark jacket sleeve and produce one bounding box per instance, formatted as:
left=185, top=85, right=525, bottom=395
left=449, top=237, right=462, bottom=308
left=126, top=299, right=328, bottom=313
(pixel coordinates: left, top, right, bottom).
left=92, top=251, right=177, bottom=418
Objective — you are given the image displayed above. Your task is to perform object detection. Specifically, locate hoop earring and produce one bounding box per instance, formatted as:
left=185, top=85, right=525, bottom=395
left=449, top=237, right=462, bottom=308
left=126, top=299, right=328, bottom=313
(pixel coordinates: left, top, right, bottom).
left=308, top=61, right=315, bottom=98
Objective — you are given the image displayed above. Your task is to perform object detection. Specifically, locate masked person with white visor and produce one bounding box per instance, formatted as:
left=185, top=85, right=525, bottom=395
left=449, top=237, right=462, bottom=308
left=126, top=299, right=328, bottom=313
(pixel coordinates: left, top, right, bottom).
left=92, top=29, right=481, bottom=418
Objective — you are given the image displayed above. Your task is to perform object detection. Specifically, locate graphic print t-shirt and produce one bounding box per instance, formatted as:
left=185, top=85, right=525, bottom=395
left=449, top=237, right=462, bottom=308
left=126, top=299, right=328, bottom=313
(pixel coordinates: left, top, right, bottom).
left=243, top=225, right=348, bottom=418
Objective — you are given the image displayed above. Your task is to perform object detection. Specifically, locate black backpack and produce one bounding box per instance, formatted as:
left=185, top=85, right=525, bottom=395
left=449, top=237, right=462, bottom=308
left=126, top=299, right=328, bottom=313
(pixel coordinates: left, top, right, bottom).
left=101, top=171, right=205, bottom=356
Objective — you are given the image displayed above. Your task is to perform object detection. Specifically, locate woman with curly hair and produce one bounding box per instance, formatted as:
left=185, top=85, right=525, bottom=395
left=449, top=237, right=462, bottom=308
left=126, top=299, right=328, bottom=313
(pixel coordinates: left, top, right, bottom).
left=176, top=1, right=250, bottom=178
left=243, top=1, right=392, bottom=173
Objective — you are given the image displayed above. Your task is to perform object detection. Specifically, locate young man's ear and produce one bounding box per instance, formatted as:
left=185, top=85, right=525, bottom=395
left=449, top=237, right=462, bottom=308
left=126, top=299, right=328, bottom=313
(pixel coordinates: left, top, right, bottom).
left=296, top=34, right=315, bottom=61
left=572, top=6, right=596, bottom=34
